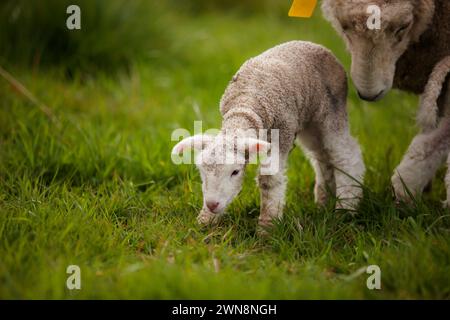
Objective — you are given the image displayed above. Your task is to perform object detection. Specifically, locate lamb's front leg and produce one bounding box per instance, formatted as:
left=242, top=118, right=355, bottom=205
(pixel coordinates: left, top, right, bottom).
left=392, top=119, right=450, bottom=203
left=257, top=157, right=288, bottom=234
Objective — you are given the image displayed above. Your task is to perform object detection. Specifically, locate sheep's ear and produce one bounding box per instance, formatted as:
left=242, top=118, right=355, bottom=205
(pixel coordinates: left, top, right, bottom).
left=239, top=138, right=271, bottom=155
left=171, top=135, right=214, bottom=155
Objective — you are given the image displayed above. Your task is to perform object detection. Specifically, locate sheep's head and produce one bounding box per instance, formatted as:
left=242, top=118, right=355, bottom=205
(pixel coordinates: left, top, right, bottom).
left=172, top=134, right=270, bottom=223
left=322, top=0, right=434, bottom=101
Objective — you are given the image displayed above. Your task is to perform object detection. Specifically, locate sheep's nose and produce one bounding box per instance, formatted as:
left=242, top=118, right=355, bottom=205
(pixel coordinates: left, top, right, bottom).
left=206, top=201, right=220, bottom=212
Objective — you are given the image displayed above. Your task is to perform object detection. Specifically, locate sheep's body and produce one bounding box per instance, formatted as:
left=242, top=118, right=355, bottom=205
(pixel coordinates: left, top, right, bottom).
left=178, top=41, right=366, bottom=230
left=394, top=0, right=450, bottom=94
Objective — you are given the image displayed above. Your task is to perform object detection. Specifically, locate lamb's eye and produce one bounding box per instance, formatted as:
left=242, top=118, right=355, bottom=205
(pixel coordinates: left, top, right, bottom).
left=231, top=170, right=240, bottom=177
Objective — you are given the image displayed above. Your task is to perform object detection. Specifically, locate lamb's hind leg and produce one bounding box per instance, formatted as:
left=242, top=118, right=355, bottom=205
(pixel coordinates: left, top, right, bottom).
left=297, top=129, right=336, bottom=206
left=392, top=118, right=450, bottom=202
left=322, top=127, right=365, bottom=210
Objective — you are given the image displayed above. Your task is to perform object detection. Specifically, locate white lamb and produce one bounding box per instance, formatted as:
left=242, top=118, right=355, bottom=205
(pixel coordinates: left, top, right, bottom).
left=172, top=41, right=365, bottom=233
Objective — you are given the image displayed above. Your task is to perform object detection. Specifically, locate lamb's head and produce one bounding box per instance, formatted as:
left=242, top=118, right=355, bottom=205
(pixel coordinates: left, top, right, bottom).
left=172, top=134, right=270, bottom=219
left=322, top=0, right=434, bottom=101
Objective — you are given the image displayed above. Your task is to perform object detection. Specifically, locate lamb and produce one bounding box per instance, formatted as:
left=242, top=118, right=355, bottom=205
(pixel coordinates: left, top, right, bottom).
left=321, top=0, right=450, bottom=203
left=171, top=41, right=365, bottom=232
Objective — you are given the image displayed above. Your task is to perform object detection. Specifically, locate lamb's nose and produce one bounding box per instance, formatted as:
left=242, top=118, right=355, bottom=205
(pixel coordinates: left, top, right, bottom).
left=206, top=201, right=220, bottom=212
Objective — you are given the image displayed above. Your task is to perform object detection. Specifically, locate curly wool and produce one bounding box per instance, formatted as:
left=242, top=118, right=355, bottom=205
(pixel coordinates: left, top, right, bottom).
left=417, top=56, right=450, bottom=131
left=393, top=0, right=450, bottom=94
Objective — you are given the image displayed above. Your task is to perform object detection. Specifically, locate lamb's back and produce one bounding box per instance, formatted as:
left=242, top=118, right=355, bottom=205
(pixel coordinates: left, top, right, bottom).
left=220, top=41, right=347, bottom=126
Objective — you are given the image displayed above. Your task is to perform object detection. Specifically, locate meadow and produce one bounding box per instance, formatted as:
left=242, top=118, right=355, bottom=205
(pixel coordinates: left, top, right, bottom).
left=0, top=1, right=449, bottom=299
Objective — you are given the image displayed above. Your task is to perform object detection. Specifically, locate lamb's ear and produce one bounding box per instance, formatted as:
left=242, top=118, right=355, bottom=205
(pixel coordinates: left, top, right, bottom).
left=171, top=135, right=214, bottom=155
left=239, top=138, right=271, bottom=155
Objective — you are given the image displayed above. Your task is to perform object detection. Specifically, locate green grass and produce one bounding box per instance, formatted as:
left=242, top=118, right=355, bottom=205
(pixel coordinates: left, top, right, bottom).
left=0, top=0, right=169, bottom=74
left=1, top=6, right=450, bottom=299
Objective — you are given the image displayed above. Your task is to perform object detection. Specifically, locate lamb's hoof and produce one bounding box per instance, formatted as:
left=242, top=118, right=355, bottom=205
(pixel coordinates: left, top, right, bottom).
left=314, top=198, right=329, bottom=208
left=335, top=198, right=359, bottom=212
left=314, top=187, right=329, bottom=207
left=256, top=226, right=270, bottom=237
left=197, top=210, right=221, bottom=226
left=257, top=218, right=274, bottom=237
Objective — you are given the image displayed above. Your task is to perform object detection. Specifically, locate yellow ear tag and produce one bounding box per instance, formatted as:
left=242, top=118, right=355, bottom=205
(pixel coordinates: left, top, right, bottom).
left=288, top=0, right=317, bottom=18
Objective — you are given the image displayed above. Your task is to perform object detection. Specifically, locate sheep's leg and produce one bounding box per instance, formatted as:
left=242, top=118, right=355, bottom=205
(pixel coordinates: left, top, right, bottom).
left=297, top=131, right=335, bottom=206
left=392, top=118, right=450, bottom=202
left=322, top=127, right=365, bottom=210
left=257, top=154, right=288, bottom=234
left=441, top=82, right=450, bottom=207
left=436, top=67, right=450, bottom=118
left=444, top=152, right=450, bottom=208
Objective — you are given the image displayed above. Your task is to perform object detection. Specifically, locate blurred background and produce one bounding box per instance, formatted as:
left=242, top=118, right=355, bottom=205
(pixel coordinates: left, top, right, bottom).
left=0, top=0, right=302, bottom=74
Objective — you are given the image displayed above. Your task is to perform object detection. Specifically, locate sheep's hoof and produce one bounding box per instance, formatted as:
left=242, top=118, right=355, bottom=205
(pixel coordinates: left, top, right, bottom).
left=393, top=196, right=412, bottom=207
left=197, top=210, right=220, bottom=226
left=391, top=176, right=416, bottom=205
left=392, top=187, right=415, bottom=205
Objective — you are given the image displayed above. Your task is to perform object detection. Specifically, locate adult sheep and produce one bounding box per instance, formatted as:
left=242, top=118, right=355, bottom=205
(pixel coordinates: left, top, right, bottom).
left=322, top=0, right=450, bottom=203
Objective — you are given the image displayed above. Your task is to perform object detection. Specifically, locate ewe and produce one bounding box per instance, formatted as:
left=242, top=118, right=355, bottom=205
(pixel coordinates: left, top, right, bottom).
left=172, top=41, right=365, bottom=232
left=322, top=0, right=450, bottom=203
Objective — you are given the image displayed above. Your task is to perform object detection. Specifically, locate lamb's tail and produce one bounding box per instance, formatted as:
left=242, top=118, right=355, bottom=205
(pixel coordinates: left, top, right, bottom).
left=417, top=56, right=450, bottom=132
